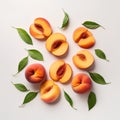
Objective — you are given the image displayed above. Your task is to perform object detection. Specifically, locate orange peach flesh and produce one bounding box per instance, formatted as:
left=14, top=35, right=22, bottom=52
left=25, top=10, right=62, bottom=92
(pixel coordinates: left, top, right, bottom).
left=46, top=33, right=69, bottom=56
left=29, top=17, right=52, bottom=40
left=59, top=64, right=72, bottom=83
left=29, top=24, right=45, bottom=40
left=52, top=42, right=69, bottom=56
left=40, top=80, right=60, bottom=103
left=49, top=60, right=65, bottom=81
left=49, top=60, right=72, bottom=84
left=72, top=50, right=94, bottom=70
left=71, top=73, right=92, bottom=93
left=78, top=36, right=95, bottom=48
left=73, top=27, right=95, bottom=48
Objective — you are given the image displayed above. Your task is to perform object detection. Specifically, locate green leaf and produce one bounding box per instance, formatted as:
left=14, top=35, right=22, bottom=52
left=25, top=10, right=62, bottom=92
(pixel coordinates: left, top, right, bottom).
left=12, top=82, right=29, bottom=92
left=88, top=91, right=96, bottom=110
left=27, top=49, right=44, bottom=61
left=15, top=27, right=33, bottom=45
left=64, top=90, right=77, bottom=110
left=22, top=92, right=38, bottom=105
left=18, top=56, right=28, bottom=73
left=61, top=10, right=69, bottom=29
left=89, top=72, right=110, bottom=85
left=95, top=49, right=109, bottom=61
left=82, top=21, right=104, bottom=29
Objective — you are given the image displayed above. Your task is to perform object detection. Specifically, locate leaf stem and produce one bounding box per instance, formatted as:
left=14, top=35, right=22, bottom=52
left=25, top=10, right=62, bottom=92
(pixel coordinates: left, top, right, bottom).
left=100, top=25, right=105, bottom=29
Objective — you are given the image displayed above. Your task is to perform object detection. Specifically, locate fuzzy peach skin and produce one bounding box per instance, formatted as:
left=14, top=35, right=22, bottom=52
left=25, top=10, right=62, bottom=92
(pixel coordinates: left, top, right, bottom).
left=46, top=33, right=69, bottom=56
left=49, top=60, right=72, bottom=84
left=72, top=50, right=94, bottom=70
left=25, top=63, right=46, bottom=83
left=73, top=27, right=95, bottom=48
left=40, top=80, right=61, bottom=103
left=71, top=73, right=92, bottom=93
left=29, top=17, right=52, bottom=40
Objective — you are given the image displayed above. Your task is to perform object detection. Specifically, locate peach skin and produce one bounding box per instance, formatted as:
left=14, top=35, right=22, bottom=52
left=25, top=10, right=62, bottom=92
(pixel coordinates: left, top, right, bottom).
left=40, top=80, right=61, bottom=103
left=72, top=50, right=94, bottom=70
left=25, top=63, right=46, bottom=83
left=73, top=27, right=95, bottom=48
left=45, top=33, right=69, bottom=57
left=49, top=60, right=72, bottom=84
left=29, top=17, right=52, bottom=40
left=71, top=73, right=92, bottom=93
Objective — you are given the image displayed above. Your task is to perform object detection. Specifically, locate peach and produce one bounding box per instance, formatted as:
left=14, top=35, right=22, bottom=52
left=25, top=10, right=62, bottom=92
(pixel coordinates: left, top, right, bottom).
left=71, top=73, right=92, bottom=93
left=49, top=60, right=72, bottom=84
left=29, top=17, right=52, bottom=40
left=40, top=80, right=60, bottom=103
left=45, top=33, right=69, bottom=56
left=72, top=50, right=94, bottom=70
left=73, top=27, right=95, bottom=48
left=25, top=63, right=46, bottom=83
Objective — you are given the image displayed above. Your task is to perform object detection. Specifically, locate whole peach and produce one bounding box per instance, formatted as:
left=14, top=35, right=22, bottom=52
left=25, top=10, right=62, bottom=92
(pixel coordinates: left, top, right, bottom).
left=71, top=73, right=92, bottom=93
left=25, top=63, right=46, bottom=83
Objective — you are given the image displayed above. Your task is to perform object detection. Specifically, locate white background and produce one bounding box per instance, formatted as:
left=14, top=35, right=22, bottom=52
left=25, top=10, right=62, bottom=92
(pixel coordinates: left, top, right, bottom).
left=0, top=0, right=120, bottom=119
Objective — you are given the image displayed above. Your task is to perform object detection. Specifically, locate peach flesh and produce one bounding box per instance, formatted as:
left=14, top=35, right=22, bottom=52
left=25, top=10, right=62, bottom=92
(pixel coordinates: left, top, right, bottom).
left=40, top=80, right=60, bottom=103
left=73, top=27, right=95, bottom=48
left=49, top=60, right=72, bottom=84
left=29, top=17, right=52, bottom=40
left=72, top=50, right=94, bottom=70
left=46, top=33, right=69, bottom=56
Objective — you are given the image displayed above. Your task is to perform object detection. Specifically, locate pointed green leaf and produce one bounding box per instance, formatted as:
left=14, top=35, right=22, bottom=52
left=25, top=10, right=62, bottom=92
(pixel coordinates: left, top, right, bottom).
left=89, top=72, right=110, bottom=85
left=95, top=49, right=109, bottom=61
left=27, top=49, right=44, bottom=61
left=18, top=56, right=28, bottom=73
left=12, top=82, right=29, bottom=92
left=15, top=27, right=33, bottom=45
left=82, top=21, right=104, bottom=29
left=22, top=92, right=38, bottom=105
left=61, top=10, right=69, bottom=29
left=64, top=90, right=77, bottom=110
left=88, top=91, right=96, bottom=110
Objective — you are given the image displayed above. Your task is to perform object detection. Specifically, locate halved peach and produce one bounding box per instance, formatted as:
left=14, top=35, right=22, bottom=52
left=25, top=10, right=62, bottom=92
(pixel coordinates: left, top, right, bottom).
left=49, top=60, right=72, bottom=84
left=46, top=33, right=69, bottom=56
left=40, top=80, right=60, bottom=103
left=29, top=17, right=52, bottom=40
left=59, top=64, right=72, bottom=83
left=73, top=27, right=95, bottom=48
left=49, top=60, right=65, bottom=81
left=72, top=50, right=94, bottom=70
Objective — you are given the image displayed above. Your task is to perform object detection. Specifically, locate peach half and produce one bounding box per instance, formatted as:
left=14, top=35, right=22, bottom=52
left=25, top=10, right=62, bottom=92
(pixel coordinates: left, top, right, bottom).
left=25, top=63, right=46, bottom=83
left=72, top=50, right=94, bottom=70
left=49, top=60, right=72, bottom=84
left=40, top=80, right=60, bottom=103
left=46, top=33, right=69, bottom=56
left=73, top=27, right=95, bottom=48
left=71, top=73, right=92, bottom=93
left=29, top=17, right=52, bottom=40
